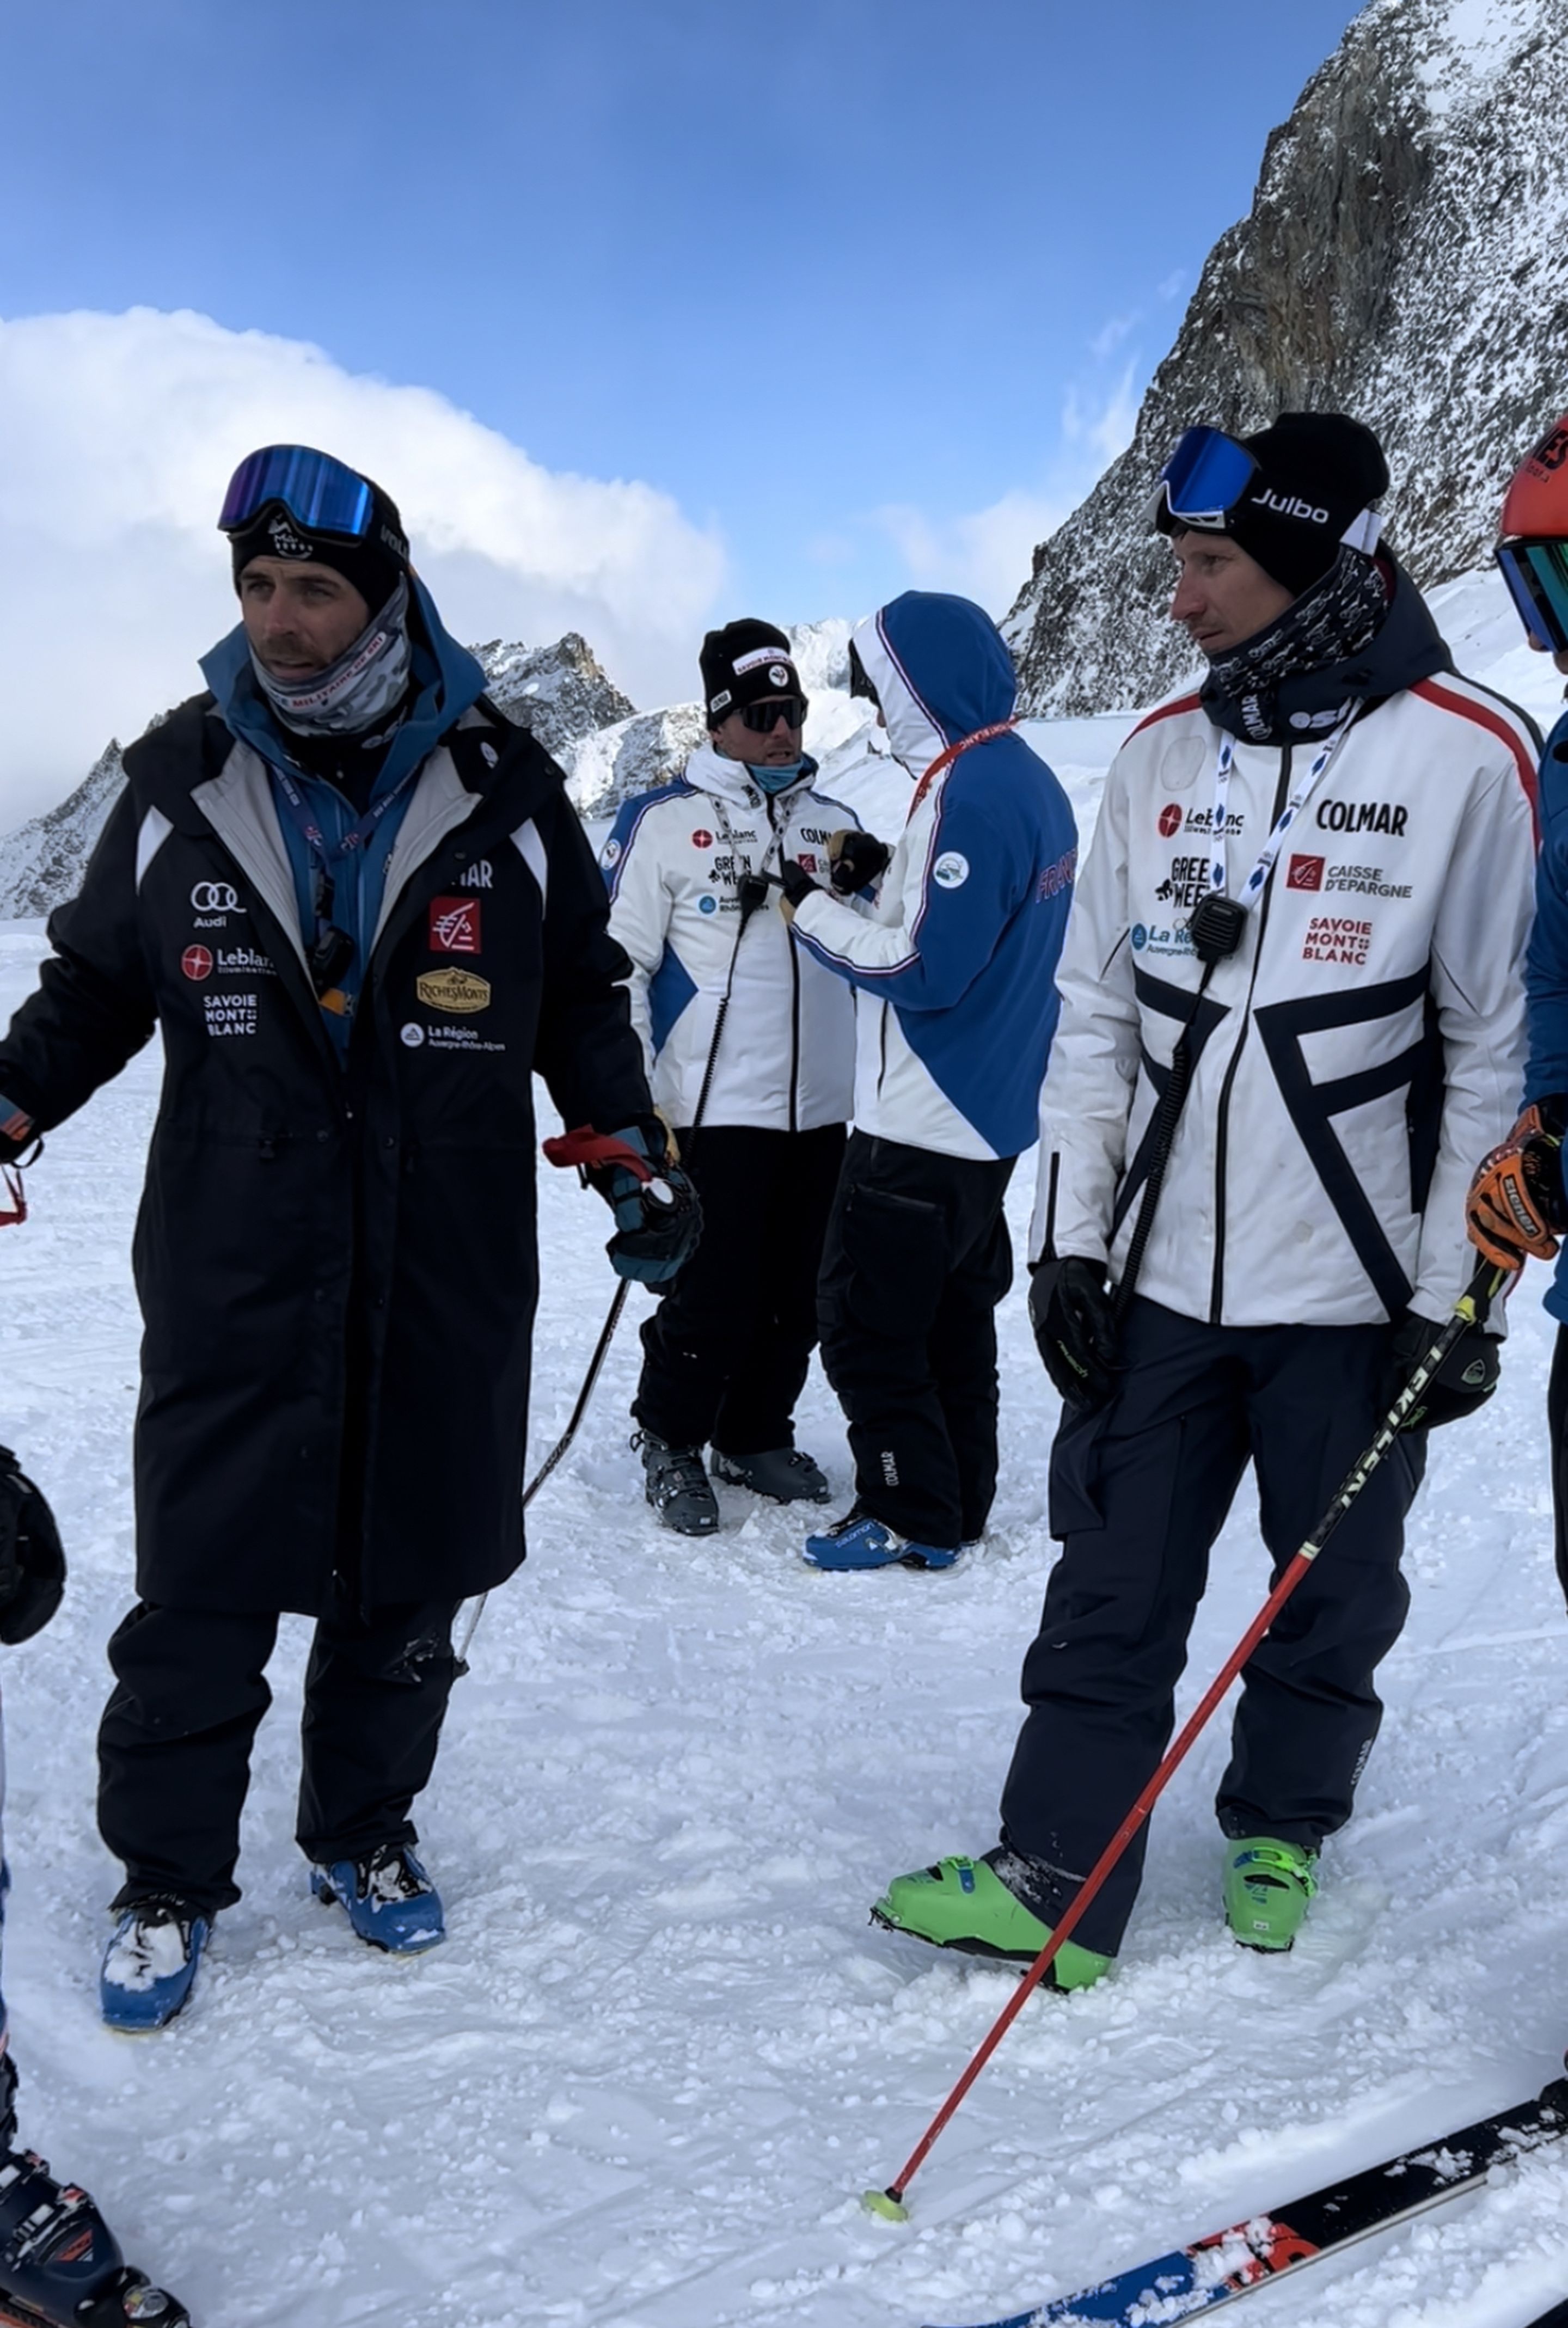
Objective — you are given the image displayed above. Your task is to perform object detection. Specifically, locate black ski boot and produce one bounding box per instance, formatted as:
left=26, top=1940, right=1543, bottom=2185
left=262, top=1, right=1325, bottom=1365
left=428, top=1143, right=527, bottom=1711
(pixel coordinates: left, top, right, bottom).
left=711, top=1447, right=831, bottom=1503
left=633, top=1431, right=719, bottom=1535
left=0, top=2146, right=188, bottom=2326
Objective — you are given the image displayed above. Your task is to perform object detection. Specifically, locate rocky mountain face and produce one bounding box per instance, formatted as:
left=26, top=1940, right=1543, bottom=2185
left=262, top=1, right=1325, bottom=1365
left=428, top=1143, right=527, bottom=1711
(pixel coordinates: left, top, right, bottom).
left=0, top=620, right=880, bottom=916
left=1006, top=0, right=1568, bottom=713
left=0, top=740, right=129, bottom=920
left=475, top=633, right=634, bottom=761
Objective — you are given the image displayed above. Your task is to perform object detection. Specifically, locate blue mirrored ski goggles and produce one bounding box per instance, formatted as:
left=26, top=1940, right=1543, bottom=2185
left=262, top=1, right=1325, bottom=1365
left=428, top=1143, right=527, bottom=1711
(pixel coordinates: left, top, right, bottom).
left=218, top=445, right=374, bottom=540
left=1496, top=536, right=1568, bottom=654
left=1147, top=426, right=1259, bottom=530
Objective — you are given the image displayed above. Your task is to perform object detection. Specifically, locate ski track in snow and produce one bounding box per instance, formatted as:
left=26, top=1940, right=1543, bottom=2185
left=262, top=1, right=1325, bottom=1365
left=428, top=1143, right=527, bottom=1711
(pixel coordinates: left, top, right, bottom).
left=2, top=625, right=1568, bottom=2325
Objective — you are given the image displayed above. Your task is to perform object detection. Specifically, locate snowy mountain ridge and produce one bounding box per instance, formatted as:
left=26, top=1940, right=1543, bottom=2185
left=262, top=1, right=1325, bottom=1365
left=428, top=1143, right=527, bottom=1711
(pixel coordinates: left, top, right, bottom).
left=0, top=620, right=884, bottom=919
left=1005, top=0, right=1568, bottom=713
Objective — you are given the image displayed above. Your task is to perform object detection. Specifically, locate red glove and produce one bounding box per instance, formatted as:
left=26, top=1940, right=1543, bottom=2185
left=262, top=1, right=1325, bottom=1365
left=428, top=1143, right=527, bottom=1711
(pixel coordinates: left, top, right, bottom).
left=1467, top=1101, right=1568, bottom=1267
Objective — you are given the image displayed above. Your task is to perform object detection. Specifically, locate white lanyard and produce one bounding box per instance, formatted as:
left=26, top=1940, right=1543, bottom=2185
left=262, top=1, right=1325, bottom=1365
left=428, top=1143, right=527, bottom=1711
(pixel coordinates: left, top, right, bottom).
left=1206, top=717, right=1353, bottom=904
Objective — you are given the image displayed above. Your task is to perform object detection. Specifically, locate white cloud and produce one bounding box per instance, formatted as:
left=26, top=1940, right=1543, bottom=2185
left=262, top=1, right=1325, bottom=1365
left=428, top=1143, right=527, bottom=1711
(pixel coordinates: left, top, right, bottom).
left=1062, top=362, right=1141, bottom=470
left=878, top=366, right=1143, bottom=617
left=0, top=307, right=727, bottom=825
left=1089, top=311, right=1138, bottom=360
left=876, top=489, right=1076, bottom=618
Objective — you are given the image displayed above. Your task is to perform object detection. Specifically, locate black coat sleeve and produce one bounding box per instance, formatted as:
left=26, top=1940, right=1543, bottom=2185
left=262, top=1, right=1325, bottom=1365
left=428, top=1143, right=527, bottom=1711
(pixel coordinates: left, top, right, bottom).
left=532, top=785, right=657, bottom=1134
left=0, top=789, right=156, bottom=1129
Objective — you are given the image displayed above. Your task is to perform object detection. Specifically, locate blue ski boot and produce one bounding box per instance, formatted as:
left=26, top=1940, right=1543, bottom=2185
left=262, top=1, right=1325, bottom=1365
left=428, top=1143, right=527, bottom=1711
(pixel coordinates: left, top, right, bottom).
left=803, top=1508, right=959, bottom=1571
left=99, top=1899, right=209, bottom=2033
left=0, top=2144, right=190, bottom=2324
left=311, top=1842, right=445, bottom=1952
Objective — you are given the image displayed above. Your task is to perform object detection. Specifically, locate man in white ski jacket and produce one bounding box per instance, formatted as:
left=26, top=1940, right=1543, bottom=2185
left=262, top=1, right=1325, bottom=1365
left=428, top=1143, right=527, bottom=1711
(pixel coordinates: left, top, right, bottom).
left=782, top=591, right=1078, bottom=1572
left=873, top=414, right=1538, bottom=1983
left=602, top=621, right=863, bottom=1533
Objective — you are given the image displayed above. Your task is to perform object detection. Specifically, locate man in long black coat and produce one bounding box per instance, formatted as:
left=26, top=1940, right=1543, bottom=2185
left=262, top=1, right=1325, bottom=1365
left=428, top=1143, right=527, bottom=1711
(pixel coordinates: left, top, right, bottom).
left=0, top=445, right=691, bottom=2027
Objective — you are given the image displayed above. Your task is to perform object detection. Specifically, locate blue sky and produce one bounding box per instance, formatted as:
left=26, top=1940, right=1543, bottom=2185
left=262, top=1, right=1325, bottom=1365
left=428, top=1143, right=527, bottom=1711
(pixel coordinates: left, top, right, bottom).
left=0, top=0, right=1367, bottom=802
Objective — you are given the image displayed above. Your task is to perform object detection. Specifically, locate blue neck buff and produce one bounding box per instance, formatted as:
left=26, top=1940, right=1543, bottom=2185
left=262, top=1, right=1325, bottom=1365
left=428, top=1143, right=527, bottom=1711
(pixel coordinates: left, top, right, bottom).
left=751, top=758, right=807, bottom=797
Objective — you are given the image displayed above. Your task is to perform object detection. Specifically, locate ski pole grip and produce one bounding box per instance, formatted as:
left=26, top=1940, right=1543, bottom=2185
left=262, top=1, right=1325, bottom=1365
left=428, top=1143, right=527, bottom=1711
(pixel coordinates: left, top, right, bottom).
left=542, top=1126, right=655, bottom=1184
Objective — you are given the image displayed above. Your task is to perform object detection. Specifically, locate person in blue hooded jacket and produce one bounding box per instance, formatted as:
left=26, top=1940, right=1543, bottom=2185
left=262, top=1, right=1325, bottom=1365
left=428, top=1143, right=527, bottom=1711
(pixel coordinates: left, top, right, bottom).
left=781, top=591, right=1078, bottom=1571
left=0, top=448, right=693, bottom=2031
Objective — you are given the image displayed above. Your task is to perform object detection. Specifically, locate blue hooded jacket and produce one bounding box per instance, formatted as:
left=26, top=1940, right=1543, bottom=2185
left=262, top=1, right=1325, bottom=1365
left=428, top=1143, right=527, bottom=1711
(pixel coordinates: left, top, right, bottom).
left=788, top=591, right=1077, bottom=1160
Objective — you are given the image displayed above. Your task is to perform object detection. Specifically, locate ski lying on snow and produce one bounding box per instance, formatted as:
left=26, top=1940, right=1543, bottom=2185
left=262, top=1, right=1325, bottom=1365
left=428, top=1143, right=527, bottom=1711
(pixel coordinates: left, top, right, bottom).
left=927, top=2078, right=1568, bottom=2328
left=1527, top=2304, right=1568, bottom=2327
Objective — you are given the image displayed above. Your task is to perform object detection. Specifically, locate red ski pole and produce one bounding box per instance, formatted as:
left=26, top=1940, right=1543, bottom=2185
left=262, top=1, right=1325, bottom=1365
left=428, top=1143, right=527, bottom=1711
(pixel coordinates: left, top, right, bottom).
left=865, top=1255, right=1510, bottom=2220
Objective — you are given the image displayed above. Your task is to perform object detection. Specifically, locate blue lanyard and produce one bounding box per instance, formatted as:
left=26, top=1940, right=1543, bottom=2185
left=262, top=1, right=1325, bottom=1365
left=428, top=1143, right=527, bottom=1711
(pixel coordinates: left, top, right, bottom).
left=270, top=760, right=422, bottom=883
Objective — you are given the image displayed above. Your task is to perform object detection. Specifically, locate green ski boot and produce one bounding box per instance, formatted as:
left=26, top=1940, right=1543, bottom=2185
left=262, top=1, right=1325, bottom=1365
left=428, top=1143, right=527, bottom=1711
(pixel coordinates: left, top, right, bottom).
left=1224, top=1837, right=1319, bottom=1952
left=871, top=1853, right=1113, bottom=1990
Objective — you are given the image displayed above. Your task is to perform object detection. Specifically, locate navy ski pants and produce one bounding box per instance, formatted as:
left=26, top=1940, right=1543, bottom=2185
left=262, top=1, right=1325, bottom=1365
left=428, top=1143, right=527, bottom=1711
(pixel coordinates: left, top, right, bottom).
left=999, top=1296, right=1424, bottom=1957
left=634, top=1123, right=846, bottom=1456
left=817, top=1134, right=1015, bottom=1550
left=97, top=1596, right=463, bottom=1914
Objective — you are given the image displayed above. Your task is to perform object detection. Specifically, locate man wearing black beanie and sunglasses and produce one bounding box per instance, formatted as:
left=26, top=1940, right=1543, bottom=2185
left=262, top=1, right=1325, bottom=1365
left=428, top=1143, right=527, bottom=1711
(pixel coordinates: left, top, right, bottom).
left=602, top=620, right=868, bottom=1533
left=874, top=412, right=1539, bottom=1982
left=0, top=444, right=693, bottom=2030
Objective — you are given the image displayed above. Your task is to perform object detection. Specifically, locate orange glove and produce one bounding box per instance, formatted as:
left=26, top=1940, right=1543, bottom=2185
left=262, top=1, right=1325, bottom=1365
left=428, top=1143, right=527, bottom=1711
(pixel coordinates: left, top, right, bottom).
left=1466, top=1102, right=1567, bottom=1267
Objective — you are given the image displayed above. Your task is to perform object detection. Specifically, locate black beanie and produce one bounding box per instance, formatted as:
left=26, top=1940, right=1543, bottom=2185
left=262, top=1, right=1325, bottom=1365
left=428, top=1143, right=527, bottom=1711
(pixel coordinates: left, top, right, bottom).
left=1222, top=413, right=1391, bottom=597
left=700, top=619, right=802, bottom=725
left=230, top=469, right=409, bottom=614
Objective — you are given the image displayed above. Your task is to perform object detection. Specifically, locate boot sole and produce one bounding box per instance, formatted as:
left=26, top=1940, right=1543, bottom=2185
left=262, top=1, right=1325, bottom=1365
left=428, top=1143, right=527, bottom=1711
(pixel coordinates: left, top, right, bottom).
left=869, top=1904, right=1041, bottom=1968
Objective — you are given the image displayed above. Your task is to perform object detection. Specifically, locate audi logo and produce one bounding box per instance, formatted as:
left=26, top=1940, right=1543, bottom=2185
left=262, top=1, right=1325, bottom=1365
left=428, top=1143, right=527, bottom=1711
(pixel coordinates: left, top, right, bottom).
left=191, top=883, right=239, bottom=912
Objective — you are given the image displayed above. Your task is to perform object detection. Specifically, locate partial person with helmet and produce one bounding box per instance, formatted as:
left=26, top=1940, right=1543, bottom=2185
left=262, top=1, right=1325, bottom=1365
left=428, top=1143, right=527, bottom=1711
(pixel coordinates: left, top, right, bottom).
left=601, top=622, right=865, bottom=1535
left=0, top=1453, right=193, bottom=2325
left=0, top=445, right=693, bottom=2030
left=874, top=416, right=1538, bottom=1983
left=1468, top=413, right=1568, bottom=1605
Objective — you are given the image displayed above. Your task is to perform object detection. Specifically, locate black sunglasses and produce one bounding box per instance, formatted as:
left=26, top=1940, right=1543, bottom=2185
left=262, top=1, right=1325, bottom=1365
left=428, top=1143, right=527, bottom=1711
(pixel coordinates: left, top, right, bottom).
left=739, top=696, right=808, bottom=733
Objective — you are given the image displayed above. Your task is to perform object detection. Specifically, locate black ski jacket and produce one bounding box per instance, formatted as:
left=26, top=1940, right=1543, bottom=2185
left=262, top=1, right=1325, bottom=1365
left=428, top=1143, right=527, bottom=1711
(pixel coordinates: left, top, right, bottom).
left=0, top=694, right=651, bottom=1615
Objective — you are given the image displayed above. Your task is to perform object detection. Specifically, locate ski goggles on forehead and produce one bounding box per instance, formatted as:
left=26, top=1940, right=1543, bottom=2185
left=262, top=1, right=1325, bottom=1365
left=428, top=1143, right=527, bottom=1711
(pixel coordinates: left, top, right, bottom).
left=1147, top=426, right=1259, bottom=530
left=739, top=695, right=808, bottom=732
left=218, top=445, right=375, bottom=540
left=1496, top=536, right=1568, bottom=653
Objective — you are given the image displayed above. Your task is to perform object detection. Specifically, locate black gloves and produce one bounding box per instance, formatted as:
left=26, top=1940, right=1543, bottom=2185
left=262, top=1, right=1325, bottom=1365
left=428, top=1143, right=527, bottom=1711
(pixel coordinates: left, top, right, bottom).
left=0, top=1449, right=65, bottom=1644
left=778, top=860, right=820, bottom=910
left=589, top=1123, right=702, bottom=1286
left=1028, top=1257, right=1119, bottom=1411
left=1384, top=1310, right=1499, bottom=1431
left=828, top=829, right=891, bottom=895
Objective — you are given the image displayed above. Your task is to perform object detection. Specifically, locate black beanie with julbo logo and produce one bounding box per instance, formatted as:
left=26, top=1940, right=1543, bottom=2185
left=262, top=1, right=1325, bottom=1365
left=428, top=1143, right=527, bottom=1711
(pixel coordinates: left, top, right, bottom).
left=700, top=619, right=803, bottom=726
left=1223, top=413, right=1391, bottom=598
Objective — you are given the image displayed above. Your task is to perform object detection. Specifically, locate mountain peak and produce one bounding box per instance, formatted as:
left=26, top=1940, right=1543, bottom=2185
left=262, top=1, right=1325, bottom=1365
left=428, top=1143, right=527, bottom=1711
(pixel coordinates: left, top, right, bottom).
left=1005, top=0, right=1568, bottom=713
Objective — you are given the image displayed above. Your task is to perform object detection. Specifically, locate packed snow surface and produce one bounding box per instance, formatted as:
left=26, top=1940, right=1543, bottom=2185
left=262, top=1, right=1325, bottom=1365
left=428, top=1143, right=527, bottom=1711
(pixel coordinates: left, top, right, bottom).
left=2, top=576, right=1567, bottom=2326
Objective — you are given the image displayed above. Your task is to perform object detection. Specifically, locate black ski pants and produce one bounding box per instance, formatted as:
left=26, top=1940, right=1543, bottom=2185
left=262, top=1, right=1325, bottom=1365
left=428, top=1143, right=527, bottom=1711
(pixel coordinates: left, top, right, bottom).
left=817, top=1132, right=1015, bottom=1550
left=634, top=1122, right=846, bottom=1455
left=97, top=1595, right=463, bottom=1915
left=999, top=1296, right=1423, bottom=1957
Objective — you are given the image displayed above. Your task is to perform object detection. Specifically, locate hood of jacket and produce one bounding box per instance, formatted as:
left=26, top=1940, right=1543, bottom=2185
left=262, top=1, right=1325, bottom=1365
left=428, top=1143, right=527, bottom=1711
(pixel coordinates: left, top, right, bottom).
left=1200, top=555, right=1454, bottom=744
left=852, top=591, right=1018, bottom=777
left=198, top=574, right=488, bottom=793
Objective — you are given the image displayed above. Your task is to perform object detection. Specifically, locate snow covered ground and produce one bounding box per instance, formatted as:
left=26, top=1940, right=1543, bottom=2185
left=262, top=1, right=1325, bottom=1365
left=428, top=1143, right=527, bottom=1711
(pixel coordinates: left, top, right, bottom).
left=2, top=575, right=1568, bottom=2327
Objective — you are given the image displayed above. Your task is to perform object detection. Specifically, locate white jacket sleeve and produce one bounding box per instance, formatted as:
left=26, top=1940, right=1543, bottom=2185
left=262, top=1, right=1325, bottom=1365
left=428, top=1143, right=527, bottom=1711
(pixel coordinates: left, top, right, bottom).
left=604, top=815, right=670, bottom=1082
left=1028, top=753, right=1141, bottom=1265
left=1411, top=760, right=1535, bottom=1321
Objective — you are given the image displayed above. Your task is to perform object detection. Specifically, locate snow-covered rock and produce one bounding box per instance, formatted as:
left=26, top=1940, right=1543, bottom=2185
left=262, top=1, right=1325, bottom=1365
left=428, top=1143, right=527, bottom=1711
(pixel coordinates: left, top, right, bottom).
left=0, top=740, right=127, bottom=920
left=1006, top=0, right=1568, bottom=714
left=474, top=632, right=634, bottom=762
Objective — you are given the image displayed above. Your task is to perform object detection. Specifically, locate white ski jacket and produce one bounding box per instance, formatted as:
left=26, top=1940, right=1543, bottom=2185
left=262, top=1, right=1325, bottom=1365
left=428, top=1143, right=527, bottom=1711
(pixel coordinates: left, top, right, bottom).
left=600, top=743, right=859, bottom=1133
left=1031, top=634, right=1539, bottom=1329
